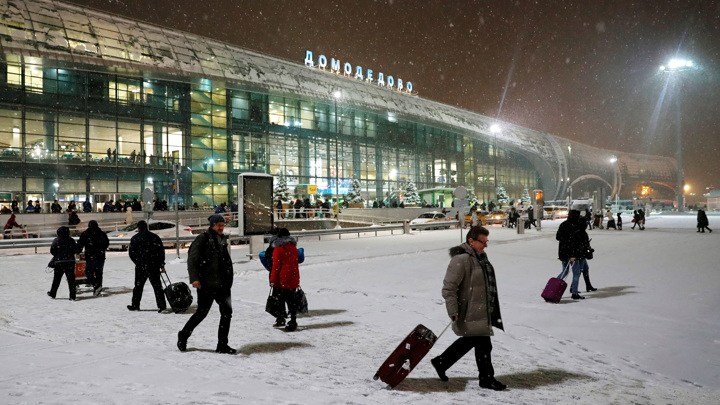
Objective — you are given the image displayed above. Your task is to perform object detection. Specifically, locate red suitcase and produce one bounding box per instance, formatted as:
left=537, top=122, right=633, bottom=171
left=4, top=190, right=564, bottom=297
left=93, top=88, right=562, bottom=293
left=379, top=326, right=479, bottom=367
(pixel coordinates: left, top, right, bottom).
left=542, top=263, right=570, bottom=303
left=373, top=324, right=438, bottom=388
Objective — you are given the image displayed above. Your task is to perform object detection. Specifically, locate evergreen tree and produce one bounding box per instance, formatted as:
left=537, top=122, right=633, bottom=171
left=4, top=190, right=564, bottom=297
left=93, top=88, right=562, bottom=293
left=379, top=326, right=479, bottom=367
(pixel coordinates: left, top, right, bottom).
left=403, top=178, right=421, bottom=205
left=496, top=183, right=510, bottom=206
left=273, top=174, right=291, bottom=203
left=468, top=191, right=479, bottom=205
left=347, top=178, right=364, bottom=203
left=520, top=188, right=532, bottom=205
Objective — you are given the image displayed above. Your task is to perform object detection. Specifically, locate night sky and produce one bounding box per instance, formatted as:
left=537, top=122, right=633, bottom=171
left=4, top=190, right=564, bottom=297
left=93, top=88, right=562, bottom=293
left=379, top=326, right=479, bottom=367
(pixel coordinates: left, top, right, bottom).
left=69, top=0, right=720, bottom=196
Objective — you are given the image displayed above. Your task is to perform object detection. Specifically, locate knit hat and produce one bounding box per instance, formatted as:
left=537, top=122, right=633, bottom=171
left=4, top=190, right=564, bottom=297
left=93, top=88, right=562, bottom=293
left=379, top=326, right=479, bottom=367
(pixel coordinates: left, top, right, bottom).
left=208, top=214, right=225, bottom=227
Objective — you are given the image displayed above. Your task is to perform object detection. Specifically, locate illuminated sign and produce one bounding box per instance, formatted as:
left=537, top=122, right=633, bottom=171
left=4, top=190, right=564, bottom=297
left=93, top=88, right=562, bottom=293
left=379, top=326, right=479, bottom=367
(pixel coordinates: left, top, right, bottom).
left=304, top=51, right=413, bottom=93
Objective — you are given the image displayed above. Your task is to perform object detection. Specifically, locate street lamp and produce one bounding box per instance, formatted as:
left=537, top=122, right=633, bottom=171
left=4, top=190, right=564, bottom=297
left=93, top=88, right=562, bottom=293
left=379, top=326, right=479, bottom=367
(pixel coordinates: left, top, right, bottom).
left=333, top=90, right=341, bottom=207
left=610, top=155, right=621, bottom=209
left=490, top=124, right=501, bottom=202
left=660, top=58, right=694, bottom=212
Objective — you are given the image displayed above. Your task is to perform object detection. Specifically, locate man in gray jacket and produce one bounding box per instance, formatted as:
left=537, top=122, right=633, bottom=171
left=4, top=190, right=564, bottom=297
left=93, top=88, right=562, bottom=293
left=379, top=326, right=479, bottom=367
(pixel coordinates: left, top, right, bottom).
left=430, top=226, right=506, bottom=391
left=177, top=214, right=235, bottom=354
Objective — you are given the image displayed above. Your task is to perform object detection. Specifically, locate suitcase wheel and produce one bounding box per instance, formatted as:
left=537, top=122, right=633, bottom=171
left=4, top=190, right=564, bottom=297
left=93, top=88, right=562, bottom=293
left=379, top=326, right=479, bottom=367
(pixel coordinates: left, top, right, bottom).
left=372, top=374, right=379, bottom=381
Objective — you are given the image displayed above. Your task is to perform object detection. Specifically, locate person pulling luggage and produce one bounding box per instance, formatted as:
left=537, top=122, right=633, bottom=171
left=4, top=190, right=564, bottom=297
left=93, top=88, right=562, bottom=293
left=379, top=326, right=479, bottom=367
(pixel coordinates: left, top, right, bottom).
left=76, top=220, right=109, bottom=296
left=177, top=214, right=236, bottom=354
left=430, top=226, right=507, bottom=391
left=127, top=220, right=167, bottom=312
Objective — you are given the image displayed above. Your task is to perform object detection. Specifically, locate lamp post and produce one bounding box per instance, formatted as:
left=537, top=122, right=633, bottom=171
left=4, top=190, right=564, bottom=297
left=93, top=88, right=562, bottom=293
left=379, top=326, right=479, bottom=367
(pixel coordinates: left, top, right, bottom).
left=173, top=163, right=181, bottom=259
left=333, top=90, right=341, bottom=207
left=659, top=58, right=694, bottom=212
left=490, top=124, right=501, bottom=202
left=610, top=155, right=621, bottom=209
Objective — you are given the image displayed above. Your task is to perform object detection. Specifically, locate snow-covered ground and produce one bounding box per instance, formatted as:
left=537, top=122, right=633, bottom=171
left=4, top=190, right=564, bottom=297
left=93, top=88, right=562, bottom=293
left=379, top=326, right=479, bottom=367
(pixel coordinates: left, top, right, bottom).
left=1, top=215, right=718, bottom=404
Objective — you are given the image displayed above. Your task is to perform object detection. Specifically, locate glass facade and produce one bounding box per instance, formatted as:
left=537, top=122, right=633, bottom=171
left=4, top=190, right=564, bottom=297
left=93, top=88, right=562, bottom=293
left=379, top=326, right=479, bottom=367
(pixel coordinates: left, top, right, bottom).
left=0, top=0, right=679, bottom=212
left=0, top=53, right=541, bottom=209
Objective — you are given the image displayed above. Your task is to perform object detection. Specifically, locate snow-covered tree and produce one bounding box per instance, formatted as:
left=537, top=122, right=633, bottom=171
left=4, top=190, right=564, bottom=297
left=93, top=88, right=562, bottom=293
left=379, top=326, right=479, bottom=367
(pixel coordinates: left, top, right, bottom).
left=403, top=178, right=421, bottom=205
left=273, top=174, right=291, bottom=203
left=347, top=178, right=364, bottom=203
left=496, top=183, right=510, bottom=206
left=468, top=190, right=479, bottom=205
left=520, top=188, right=532, bottom=205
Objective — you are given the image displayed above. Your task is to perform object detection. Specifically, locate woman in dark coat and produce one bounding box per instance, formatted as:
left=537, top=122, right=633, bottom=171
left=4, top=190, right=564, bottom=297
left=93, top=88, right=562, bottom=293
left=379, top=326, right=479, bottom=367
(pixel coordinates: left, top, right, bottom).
left=48, top=226, right=78, bottom=300
left=697, top=210, right=712, bottom=233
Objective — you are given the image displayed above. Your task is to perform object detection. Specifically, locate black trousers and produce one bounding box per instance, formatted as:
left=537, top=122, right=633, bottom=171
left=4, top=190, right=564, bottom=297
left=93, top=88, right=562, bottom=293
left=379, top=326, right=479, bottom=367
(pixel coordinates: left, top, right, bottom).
left=274, top=287, right=297, bottom=321
left=85, top=260, right=105, bottom=289
left=49, top=263, right=75, bottom=300
left=131, top=265, right=166, bottom=309
left=181, top=288, right=233, bottom=345
left=436, top=336, right=494, bottom=379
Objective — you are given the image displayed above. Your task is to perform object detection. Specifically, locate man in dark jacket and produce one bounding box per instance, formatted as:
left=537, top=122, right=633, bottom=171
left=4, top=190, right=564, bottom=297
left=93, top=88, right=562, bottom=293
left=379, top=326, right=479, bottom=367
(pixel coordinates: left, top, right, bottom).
left=76, top=220, right=110, bottom=296
left=430, top=226, right=506, bottom=391
left=127, top=220, right=167, bottom=312
left=177, top=214, right=235, bottom=354
left=51, top=200, right=62, bottom=213
left=48, top=226, right=78, bottom=301
left=556, top=210, right=591, bottom=299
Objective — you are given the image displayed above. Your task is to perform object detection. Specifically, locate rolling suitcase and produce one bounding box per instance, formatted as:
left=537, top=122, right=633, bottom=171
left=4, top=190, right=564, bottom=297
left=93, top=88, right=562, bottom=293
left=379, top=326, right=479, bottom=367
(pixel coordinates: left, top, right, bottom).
left=373, top=323, right=450, bottom=388
left=160, top=269, right=193, bottom=313
left=541, top=262, right=571, bottom=303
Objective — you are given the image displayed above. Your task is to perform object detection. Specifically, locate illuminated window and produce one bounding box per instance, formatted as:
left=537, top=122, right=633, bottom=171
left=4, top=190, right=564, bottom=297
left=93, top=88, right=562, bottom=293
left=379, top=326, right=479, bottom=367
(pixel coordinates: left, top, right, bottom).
left=25, top=65, right=44, bottom=93
left=6, top=55, right=21, bottom=86
left=5, top=55, right=43, bottom=92
left=109, top=81, right=153, bottom=104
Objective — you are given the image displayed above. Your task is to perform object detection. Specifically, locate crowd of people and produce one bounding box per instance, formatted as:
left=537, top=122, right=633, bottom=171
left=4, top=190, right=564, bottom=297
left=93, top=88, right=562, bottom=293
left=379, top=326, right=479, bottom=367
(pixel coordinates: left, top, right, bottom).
left=35, top=190, right=715, bottom=393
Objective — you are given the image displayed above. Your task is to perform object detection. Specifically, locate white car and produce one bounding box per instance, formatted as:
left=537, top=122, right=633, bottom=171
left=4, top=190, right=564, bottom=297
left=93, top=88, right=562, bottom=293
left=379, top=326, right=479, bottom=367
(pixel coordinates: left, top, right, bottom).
left=543, top=207, right=569, bottom=219
left=410, top=211, right=451, bottom=230
left=106, top=220, right=193, bottom=249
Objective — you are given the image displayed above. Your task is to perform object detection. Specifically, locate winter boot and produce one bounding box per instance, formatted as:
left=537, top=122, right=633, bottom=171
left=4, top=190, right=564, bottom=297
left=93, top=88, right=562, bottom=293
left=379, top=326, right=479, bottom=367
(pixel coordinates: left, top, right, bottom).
left=177, top=330, right=191, bottom=352
left=479, top=377, right=507, bottom=391
left=47, top=291, right=55, bottom=299
left=273, top=317, right=286, bottom=327
left=215, top=343, right=237, bottom=354
left=583, top=270, right=597, bottom=292
left=430, top=357, right=449, bottom=381
left=285, top=319, right=298, bottom=332
left=571, top=293, right=585, bottom=300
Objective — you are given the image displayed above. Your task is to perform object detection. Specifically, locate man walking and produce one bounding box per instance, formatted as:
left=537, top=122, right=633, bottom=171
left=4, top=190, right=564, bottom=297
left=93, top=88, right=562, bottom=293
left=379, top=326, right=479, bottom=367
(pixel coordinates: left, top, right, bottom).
left=556, top=210, right=591, bottom=299
left=127, top=220, right=167, bottom=312
left=430, top=226, right=507, bottom=391
left=177, top=214, right=236, bottom=354
left=76, top=220, right=110, bottom=296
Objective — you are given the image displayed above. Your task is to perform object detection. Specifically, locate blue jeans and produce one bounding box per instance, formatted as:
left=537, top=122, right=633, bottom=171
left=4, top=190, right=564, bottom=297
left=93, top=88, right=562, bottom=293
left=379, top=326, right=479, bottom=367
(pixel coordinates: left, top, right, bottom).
left=559, top=259, right=584, bottom=294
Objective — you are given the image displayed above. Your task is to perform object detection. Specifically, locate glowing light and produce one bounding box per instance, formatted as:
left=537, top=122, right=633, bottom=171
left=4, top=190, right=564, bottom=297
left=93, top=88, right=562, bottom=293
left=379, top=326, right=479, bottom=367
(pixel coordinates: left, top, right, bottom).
left=683, top=184, right=690, bottom=192
left=490, top=124, right=501, bottom=133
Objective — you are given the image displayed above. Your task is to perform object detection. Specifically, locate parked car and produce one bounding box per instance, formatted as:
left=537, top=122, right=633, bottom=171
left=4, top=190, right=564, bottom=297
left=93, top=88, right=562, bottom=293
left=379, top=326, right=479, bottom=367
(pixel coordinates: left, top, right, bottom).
left=543, top=207, right=569, bottom=219
left=106, top=220, right=193, bottom=250
left=464, top=210, right=490, bottom=226
left=410, top=211, right=452, bottom=230
left=484, top=209, right=509, bottom=225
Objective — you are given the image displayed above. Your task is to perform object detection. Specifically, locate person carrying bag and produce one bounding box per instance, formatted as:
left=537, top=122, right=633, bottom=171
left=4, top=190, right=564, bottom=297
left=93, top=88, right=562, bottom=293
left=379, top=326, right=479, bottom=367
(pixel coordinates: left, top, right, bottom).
left=268, top=228, right=304, bottom=331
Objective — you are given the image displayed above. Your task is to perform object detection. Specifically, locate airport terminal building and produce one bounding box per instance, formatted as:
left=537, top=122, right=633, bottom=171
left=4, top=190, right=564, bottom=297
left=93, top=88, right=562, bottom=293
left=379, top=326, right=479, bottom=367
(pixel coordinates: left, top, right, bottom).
left=0, top=0, right=677, bottom=211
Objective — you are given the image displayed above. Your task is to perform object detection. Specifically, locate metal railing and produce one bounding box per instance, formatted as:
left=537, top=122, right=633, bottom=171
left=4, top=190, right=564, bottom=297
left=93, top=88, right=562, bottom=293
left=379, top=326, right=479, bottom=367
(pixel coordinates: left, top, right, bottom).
left=0, top=220, right=461, bottom=252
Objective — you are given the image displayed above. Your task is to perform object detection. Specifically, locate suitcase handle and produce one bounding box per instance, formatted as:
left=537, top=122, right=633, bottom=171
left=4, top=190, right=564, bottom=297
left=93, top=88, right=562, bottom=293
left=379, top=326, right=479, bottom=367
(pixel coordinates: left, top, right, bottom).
left=558, top=261, right=573, bottom=280
left=160, top=267, right=172, bottom=287
left=436, top=321, right=452, bottom=340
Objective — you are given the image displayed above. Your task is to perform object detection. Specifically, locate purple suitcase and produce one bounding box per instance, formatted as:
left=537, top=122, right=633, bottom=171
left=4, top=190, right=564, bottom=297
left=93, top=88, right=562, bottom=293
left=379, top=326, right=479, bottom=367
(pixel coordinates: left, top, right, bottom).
left=541, top=277, right=567, bottom=303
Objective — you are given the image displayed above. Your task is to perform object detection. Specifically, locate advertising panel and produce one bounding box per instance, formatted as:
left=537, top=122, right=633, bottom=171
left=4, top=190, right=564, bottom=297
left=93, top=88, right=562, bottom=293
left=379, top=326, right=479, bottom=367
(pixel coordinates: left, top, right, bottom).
left=238, top=173, right=274, bottom=236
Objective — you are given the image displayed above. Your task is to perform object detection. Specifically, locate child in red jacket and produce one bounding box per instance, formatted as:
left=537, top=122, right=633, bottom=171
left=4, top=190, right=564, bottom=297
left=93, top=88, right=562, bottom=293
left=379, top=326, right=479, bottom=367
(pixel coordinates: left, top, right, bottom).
left=270, top=228, right=300, bottom=331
